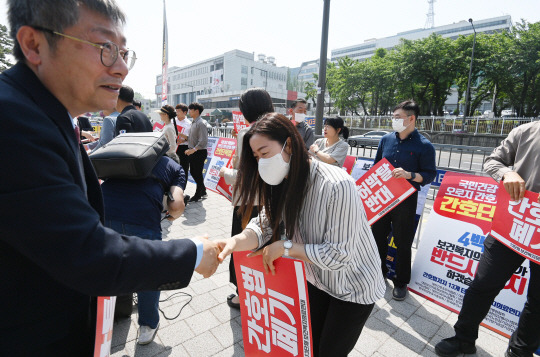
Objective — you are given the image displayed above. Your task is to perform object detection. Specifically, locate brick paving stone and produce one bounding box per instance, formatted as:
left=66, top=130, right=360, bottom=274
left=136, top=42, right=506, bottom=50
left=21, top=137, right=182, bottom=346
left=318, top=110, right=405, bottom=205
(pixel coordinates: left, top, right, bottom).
left=404, top=315, right=440, bottom=339
left=182, top=331, right=222, bottom=357
left=210, top=300, right=241, bottom=324
left=158, top=320, right=195, bottom=348
left=210, top=319, right=243, bottom=348
left=185, top=310, right=221, bottom=335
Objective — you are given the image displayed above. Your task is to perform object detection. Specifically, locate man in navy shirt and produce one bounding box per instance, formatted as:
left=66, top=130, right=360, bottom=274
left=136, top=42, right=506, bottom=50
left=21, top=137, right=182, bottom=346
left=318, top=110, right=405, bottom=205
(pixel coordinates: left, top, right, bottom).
left=371, top=100, right=436, bottom=301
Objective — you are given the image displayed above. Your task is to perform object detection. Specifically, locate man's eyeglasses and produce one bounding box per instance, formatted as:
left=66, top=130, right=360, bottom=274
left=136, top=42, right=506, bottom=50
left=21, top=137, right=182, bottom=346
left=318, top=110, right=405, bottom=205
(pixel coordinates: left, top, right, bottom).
left=32, top=26, right=137, bottom=70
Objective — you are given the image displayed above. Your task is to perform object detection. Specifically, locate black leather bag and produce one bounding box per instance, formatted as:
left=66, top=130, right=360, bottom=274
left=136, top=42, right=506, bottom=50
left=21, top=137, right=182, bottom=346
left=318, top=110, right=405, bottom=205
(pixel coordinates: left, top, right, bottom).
left=89, top=132, right=169, bottom=179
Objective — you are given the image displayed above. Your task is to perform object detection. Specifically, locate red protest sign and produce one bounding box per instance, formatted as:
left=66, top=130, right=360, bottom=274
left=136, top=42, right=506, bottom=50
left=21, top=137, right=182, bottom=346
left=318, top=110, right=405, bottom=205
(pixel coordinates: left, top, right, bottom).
left=94, top=296, right=116, bottom=357
left=490, top=183, right=540, bottom=264
left=233, top=111, right=249, bottom=133
left=234, top=252, right=313, bottom=357
left=342, top=155, right=356, bottom=175
left=152, top=122, right=164, bottom=131
left=356, top=158, right=416, bottom=225
left=215, top=149, right=235, bottom=202
left=433, top=172, right=498, bottom=235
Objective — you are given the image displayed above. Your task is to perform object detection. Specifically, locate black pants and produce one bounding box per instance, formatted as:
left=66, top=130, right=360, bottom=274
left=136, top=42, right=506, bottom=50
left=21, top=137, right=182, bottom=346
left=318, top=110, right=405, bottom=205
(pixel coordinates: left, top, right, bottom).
left=371, top=191, right=418, bottom=287
left=176, top=144, right=190, bottom=183
left=229, top=205, right=259, bottom=290
left=307, top=282, right=374, bottom=357
left=454, top=235, right=540, bottom=355
left=188, top=149, right=207, bottom=197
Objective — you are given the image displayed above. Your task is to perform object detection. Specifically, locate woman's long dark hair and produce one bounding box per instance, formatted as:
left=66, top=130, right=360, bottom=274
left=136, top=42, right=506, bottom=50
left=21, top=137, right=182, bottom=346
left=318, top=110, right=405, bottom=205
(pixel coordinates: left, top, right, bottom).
left=235, top=113, right=310, bottom=242
left=325, top=116, right=349, bottom=139
left=161, top=104, right=178, bottom=137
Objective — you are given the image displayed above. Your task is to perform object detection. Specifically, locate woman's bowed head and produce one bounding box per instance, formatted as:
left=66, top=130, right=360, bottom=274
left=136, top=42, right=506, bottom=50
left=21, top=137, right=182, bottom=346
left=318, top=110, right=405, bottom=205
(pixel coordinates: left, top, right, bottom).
left=216, top=112, right=311, bottom=274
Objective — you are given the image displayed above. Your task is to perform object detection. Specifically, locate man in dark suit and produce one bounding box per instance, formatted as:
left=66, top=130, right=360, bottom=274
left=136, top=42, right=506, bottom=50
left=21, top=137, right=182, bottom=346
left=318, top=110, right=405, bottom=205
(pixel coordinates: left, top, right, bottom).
left=0, top=1, right=220, bottom=355
left=115, top=85, right=152, bottom=135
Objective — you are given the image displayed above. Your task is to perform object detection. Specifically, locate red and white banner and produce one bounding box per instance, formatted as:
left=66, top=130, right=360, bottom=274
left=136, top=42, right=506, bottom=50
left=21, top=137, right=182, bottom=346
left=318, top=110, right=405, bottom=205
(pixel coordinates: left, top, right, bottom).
left=341, top=155, right=356, bottom=175
left=94, top=296, right=116, bottom=357
left=234, top=252, right=313, bottom=357
left=491, top=183, right=540, bottom=265
left=232, top=111, right=249, bottom=134
left=410, top=172, right=531, bottom=338
left=215, top=149, right=235, bottom=202
left=355, top=158, right=416, bottom=225
left=203, top=137, right=236, bottom=194
left=152, top=122, right=164, bottom=132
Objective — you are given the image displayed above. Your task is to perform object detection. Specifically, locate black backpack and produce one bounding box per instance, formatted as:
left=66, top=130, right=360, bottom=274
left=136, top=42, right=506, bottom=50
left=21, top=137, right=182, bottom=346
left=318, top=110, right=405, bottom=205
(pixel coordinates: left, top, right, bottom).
left=89, top=132, right=169, bottom=180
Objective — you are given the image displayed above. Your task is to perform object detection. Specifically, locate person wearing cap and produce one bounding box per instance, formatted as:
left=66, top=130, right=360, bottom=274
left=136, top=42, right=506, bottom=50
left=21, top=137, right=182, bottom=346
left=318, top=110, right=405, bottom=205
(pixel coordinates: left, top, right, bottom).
left=156, top=105, right=180, bottom=163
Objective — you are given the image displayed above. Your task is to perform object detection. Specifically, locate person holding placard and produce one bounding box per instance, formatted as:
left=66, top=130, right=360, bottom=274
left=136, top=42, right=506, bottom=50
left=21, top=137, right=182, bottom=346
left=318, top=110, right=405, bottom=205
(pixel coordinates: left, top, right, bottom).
left=216, top=113, right=385, bottom=356
left=435, top=121, right=540, bottom=357
left=371, top=100, right=436, bottom=301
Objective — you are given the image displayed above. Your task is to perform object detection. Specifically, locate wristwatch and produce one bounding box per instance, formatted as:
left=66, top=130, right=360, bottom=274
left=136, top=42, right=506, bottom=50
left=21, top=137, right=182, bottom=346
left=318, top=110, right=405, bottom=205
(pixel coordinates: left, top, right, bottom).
left=283, top=240, right=293, bottom=257
left=410, top=172, right=416, bottom=180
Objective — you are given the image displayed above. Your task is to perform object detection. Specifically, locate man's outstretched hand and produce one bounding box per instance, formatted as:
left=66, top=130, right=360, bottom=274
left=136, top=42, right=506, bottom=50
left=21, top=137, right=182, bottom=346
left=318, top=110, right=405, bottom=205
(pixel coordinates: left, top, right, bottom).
left=194, top=236, right=220, bottom=278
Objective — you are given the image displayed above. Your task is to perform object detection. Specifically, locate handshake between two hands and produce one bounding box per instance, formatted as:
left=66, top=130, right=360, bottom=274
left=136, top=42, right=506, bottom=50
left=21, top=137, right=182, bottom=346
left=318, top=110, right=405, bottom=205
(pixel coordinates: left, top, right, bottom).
left=192, top=236, right=282, bottom=278
left=192, top=236, right=235, bottom=278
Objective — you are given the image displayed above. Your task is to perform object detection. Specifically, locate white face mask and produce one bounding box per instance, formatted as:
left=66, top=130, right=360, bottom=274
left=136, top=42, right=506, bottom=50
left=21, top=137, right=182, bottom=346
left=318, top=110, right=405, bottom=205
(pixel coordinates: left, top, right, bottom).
left=294, top=113, right=306, bottom=123
left=258, top=141, right=290, bottom=185
left=392, top=118, right=409, bottom=133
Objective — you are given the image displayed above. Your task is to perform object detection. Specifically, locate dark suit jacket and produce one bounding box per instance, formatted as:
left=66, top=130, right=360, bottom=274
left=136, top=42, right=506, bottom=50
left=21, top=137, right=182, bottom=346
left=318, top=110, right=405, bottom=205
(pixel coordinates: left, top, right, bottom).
left=77, top=115, right=94, bottom=131
left=115, top=105, right=153, bottom=135
left=0, top=63, right=197, bottom=355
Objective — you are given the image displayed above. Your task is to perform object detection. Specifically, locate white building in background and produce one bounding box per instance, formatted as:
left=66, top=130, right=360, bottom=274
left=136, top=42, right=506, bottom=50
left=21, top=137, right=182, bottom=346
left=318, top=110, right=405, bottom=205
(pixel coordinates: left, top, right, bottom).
left=331, top=15, right=512, bottom=62
left=155, top=50, right=288, bottom=120
left=330, top=15, right=512, bottom=113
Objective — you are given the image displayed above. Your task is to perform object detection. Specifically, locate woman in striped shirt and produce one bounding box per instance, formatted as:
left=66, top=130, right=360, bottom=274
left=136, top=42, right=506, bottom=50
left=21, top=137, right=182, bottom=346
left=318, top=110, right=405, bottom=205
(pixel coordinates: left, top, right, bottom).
left=217, top=113, right=385, bottom=356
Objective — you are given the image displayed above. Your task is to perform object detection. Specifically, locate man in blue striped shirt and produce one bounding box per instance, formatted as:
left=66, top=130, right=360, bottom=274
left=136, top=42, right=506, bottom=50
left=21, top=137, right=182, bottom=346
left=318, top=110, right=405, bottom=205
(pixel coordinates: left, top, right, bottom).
left=371, top=100, right=436, bottom=301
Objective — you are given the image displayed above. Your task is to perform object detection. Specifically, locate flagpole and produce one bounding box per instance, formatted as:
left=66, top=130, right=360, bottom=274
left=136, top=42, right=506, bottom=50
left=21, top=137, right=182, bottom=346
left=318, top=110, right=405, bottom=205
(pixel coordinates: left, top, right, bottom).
left=161, top=0, right=169, bottom=105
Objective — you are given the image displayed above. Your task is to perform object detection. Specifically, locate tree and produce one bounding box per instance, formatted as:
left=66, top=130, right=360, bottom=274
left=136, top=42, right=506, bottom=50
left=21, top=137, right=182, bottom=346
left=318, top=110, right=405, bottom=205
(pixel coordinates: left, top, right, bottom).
left=304, top=81, right=317, bottom=110
left=0, top=24, right=14, bottom=72
left=391, top=33, right=458, bottom=115
left=503, top=21, right=540, bottom=117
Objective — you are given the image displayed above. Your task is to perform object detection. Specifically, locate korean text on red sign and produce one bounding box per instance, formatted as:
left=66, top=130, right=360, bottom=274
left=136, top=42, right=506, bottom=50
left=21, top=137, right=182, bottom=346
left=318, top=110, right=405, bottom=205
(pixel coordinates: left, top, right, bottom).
left=355, top=158, right=416, bottom=225
left=234, top=252, right=313, bottom=357
left=491, top=183, right=540, bottom=264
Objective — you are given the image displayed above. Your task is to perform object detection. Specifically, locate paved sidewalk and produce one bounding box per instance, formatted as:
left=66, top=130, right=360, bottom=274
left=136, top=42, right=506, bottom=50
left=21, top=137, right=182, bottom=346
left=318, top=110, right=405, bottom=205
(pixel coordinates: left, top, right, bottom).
left=111, top=187, right=509, bottom=357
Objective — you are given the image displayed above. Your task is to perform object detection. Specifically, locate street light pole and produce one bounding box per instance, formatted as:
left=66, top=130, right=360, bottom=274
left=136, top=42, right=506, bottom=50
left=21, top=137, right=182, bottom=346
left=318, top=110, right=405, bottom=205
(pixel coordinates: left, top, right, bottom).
left=464, top=18, right=477, bottom=118
left=315, top=0, right=331, bottom=136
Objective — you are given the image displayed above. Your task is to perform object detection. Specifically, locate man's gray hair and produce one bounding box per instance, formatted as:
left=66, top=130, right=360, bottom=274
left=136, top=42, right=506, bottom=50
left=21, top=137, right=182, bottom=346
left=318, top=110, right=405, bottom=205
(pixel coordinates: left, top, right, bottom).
left=8, top=0, right=126, bottom=62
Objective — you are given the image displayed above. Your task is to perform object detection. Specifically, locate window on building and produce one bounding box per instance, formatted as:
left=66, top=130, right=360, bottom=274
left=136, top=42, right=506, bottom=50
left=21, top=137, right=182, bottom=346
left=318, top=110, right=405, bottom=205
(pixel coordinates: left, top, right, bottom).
left=241, top=65, right=248, bottom=74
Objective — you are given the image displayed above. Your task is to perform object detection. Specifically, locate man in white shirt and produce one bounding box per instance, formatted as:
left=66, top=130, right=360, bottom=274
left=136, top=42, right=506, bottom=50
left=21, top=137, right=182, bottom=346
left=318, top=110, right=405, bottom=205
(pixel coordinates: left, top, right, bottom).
left=175, top=103, right=191, bottom=183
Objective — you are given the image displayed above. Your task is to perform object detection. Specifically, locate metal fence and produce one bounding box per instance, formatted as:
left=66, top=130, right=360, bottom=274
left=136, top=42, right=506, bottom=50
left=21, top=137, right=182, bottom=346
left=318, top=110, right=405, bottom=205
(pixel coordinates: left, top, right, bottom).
left=348, top=143, right=493, bottom=175
left=342, top=116, right=538, bottom=136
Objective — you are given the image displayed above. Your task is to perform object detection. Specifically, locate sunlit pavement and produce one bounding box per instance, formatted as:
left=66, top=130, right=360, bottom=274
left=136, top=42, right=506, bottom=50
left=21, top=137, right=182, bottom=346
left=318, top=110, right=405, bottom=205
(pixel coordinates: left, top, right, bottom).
left=110, top=186, right=509, bottom=357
